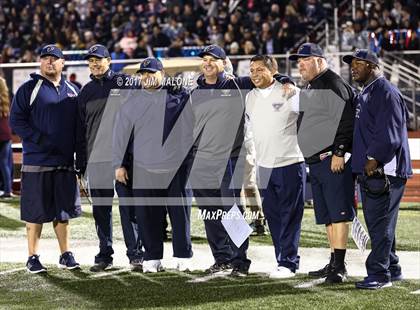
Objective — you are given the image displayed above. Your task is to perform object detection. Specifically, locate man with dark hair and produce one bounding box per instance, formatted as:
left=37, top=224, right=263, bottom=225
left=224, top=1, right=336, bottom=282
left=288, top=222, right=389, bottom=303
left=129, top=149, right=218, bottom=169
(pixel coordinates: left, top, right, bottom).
left=246, top=54, right=305, bottom=278
left=343, top=49, right=412, bottom=289
left=191, top=45, right=293, bottom=277
left=289, top=43, right=356, bottom=283
left=10, top=45, right=81, bottom=273
left=77, top=44, right=143, bottom=272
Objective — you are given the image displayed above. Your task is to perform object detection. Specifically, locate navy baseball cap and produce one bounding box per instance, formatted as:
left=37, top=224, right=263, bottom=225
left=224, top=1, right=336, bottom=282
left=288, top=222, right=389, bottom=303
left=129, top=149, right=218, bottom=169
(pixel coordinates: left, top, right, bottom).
left=198, top=45, right=226, bottom=60
left=136, top=57, right=163, bottom=73
left=343, top=49, right=379, bottom=66
left=84, top=44, right=110, bottom=59
left=40, top=45, right=64, bottom=58
left=289, top=43, right=324, bottom=61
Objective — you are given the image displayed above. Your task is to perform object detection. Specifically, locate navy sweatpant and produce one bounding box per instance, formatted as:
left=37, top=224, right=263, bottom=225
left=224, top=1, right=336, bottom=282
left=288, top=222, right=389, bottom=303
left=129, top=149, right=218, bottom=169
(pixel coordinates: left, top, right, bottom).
left=191, top=157, right=251, bottom=271
left=360, top=176, right=406, bottom=282
left=258, top=162, right=306, bottom=272
left=133, top=164, right=193, bottom=260
left=88, top=162, right=141, bottom=264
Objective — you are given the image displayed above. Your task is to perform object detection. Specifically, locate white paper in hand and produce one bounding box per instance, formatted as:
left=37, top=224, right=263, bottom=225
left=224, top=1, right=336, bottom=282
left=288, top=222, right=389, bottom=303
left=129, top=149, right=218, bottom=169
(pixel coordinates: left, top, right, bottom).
left=351, top=217, right=370, bottom=253
left=221, top=204, right=253, bottom=248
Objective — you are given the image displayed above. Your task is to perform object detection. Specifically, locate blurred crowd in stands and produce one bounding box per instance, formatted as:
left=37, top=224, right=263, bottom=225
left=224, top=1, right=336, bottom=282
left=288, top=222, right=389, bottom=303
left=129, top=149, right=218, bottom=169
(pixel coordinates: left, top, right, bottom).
left=0, top=0, right=418, bottom=64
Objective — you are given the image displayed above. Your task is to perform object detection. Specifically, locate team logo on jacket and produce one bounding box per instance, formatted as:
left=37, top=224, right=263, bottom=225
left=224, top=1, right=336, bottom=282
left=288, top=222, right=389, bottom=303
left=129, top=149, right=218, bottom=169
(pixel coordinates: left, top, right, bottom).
left=67, top=92, right=77, bottom=97
left=272, top=102, right=283, bottom=111
left=221, top=89, right=231, bottom=97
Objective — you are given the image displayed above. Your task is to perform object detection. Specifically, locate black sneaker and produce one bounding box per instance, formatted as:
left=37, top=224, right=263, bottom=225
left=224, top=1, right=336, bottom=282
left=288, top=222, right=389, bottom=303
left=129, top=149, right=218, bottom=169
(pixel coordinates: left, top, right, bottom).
left=26, top=255, right=47, bottom=274
left=231, top=267, right=248, bottom=277
left=308, top=263, right=332, bottom=278
left=325, top=265, right=347, bottom=283
left=90, top=261, right=113, bottom=272
left=59, top=251, right=81, bottom=270
left=205, top=262, right=233, bottom=275
left=130, top=259, right=143, bottom=272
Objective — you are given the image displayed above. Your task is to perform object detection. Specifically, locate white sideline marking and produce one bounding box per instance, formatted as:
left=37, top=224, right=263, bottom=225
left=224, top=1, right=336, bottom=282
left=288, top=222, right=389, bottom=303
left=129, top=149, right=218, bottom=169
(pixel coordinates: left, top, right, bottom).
left=0, top=267, right=26, bottom=275
left=89, top=268, right=130, bottom=278
left=187, top=272, right=238, bottom=283
left=294, top=278, right=325, bottom=288
left=132, top=272, right=163, bottom=286
left=110, top=275, right=129, bottom=287
left=169, top=270, right=196, bottom=279
left=410, top=289, right=420, bottom=294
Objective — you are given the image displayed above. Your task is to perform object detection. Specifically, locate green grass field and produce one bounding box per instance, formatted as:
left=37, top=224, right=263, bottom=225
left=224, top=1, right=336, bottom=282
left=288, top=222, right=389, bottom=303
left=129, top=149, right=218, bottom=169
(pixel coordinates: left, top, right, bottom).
left=0, top=262, right=419, bottom=310
left=1, top=199, right=420, bottom=251
left=1, top=199, right=420, bottom=309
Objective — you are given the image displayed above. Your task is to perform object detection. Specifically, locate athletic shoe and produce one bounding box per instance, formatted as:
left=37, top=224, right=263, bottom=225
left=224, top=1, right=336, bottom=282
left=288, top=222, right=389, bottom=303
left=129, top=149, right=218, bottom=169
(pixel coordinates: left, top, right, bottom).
left=26, top=255, right=47, bottom=274
left=59, top=251, right=81, bottom=270
left=130, top=259, right=143, bottom=272
left=205, top=262, right=233, bottom=275
left=308, top=263, right=331, bottom=278
left=230, top=266, right=249, bottom=277
left=356, top=278, right=392, bottom=290
left=325, top=265, right=347, bottom=283
left=176, top=258, right=193, bottom=272
left=143, top=260, right=164, bottom=273
left=390, top=269, right=403, bottom=282
left=269, top=266, right=296, bottom=279
left=90, top=261, right=113, bottom=272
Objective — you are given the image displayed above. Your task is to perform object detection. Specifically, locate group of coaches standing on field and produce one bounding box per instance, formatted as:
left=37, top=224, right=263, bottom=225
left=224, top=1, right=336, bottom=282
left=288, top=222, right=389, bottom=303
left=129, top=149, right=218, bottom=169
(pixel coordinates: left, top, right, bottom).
left=10, top=42, right=411, bottom=290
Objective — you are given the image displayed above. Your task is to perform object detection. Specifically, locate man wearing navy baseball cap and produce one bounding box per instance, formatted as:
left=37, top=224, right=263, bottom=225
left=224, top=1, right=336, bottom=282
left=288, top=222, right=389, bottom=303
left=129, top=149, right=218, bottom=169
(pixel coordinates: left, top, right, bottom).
left=289, top=43, right=356, bottom=283
left=78, top=44, right=143, bottom=272
left=113, top=56, right=194, bottom=272
left=344, top=49, right=412, bottom=290
left=10, top=44, right=82, bottom=273
left=187, top=45, right=291, bottom=277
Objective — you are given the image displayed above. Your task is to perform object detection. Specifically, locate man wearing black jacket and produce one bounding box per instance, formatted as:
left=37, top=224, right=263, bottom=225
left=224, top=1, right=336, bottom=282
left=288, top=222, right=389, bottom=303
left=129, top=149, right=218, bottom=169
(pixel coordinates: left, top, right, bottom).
left=77, top=44, right=142, bottom=272
left=289, top=43, right=355, bottom=283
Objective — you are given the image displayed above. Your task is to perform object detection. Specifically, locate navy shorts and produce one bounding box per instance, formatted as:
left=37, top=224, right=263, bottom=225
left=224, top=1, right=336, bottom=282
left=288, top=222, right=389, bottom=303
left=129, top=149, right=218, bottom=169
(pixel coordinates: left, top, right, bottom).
left=309, top=157, right=355, bottom=225
left=20, top=170, right=82, bottom=224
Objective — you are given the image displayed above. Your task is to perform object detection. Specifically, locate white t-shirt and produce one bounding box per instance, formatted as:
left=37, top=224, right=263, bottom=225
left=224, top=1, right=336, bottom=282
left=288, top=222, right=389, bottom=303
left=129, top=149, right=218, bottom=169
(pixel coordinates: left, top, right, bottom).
left=245, top=81, right=304, bottom=168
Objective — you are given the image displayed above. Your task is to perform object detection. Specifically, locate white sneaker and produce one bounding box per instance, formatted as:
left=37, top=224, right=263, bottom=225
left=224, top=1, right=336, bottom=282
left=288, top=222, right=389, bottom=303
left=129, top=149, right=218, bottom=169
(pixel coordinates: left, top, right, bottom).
left=269, top=266, right=296, bottom=279
left=143, top=260, right=164, bottom=273
left=176, top=258, right=193, bottom=272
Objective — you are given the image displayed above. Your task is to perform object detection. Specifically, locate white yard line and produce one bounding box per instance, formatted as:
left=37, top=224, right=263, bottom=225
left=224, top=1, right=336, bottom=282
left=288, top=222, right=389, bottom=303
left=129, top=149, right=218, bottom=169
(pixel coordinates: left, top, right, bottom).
left=89, top=268, right=130, bottom=278
left=0, top=267, right=26, bottom=275
left=131, top=272, right=164, bottom=286
left=410, top=289, right=420, bottom=295
left=110, top=274, right=129, bottom=287
left=187, top=272, right=238, bottom=283
left=294, top=277, right=326, bottom=289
